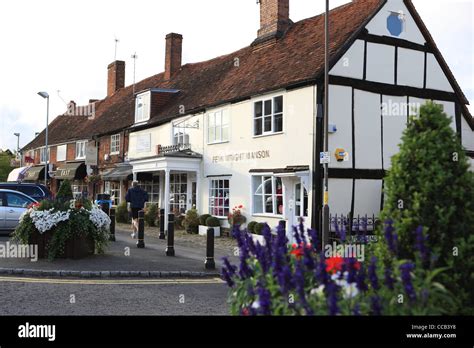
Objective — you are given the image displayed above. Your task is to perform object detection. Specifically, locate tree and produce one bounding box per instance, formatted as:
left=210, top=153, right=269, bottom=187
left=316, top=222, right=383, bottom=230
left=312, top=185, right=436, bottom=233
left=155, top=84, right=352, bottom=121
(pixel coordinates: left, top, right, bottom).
left=0, top=151, right=14, bottom=182
left=381, top=101, right=474, bottom=313
left=56, top=179, right=74, bottom=202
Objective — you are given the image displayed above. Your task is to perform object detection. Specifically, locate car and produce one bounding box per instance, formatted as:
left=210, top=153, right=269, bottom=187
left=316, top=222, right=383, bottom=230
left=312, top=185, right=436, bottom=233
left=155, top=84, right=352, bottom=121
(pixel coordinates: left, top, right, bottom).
left=0, top=183, right=52, bottom=202
left=0, top=189, right=38, bottom=233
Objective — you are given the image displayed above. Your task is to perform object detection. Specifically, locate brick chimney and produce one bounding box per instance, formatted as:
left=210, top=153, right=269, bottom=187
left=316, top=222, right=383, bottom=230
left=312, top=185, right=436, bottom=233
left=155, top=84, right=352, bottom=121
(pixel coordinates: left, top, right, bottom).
left=107, top=60, right=125, bottom=97
left=165, top=33, right=183, bottom=80
left=257, top=0, right=291, bottom=41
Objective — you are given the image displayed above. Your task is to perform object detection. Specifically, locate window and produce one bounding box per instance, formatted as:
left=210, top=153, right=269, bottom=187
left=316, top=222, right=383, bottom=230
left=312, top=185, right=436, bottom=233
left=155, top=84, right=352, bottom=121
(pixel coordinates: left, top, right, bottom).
left=111, top=134, right=121, bottom=155
left=138, top=176, right=160, bottom=205
left=72, top=181, right=88, bottom=199
left=6, top=193, right=32, bottom=208
left=252, top=176, right=284, bottom=215
left=208, top=111, right=229, bottom=144
left=295, top=182, right=309, bottom=218
left=173, top=122, right=190, bottom=146
left=209, top=179, right=230, bottom=217
left=135, top=92, right=151, bottom=123
left=169, top=173, right=187, bottom=214
left=254, top=96, right=283, bottom=136
left=104, top=181, right=121, bottom=206
left=40, top=147, right=50, bottom=164
left=56, top=145, right=67, bottom=162
left=75, top=141, right=87, bottom=160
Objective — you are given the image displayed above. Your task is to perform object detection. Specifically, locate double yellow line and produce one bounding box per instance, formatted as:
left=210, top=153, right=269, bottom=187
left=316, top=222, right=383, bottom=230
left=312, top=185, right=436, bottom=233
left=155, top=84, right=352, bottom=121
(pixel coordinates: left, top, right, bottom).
left=0, top=276, right=224, bottom=286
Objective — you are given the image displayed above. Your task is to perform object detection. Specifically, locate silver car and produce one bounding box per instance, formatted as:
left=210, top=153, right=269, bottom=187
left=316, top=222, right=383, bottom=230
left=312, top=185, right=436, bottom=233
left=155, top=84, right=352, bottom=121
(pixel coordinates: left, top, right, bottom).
left=0, top=189, right=37, bottom=233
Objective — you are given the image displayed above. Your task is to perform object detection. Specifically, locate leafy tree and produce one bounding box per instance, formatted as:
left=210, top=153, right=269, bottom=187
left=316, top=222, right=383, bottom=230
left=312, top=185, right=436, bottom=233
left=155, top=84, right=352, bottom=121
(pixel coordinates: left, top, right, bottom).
left=0, top=152, right=14, bottom=182
left=381, top=101, right=474, bottom=313
left=56, top=179, right=73, bottom=202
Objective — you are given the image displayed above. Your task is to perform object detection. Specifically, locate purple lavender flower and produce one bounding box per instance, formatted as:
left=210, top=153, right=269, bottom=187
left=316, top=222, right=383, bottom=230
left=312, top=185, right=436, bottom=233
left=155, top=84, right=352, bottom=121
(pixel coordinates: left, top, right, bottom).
left=370, top=296, right=383, bottom=315
left=326, top=282, right=340, bottom=316
left=262, top=223, right=273, bottom=251
left=277, top=265, right=294, bottom=294
left=222, top=257, right=237, bottom=277
left=255, top=242, right=269, bottom=273
left=384, top=220, right=398, bottom=255
left=345, top=258, right=359, bottom=284
left=353, top=303, right=361, bottom=316
left=356, top=264, right=368, bottom=292
left=256, top=282, right=272, bottom=315
left=384, top=265, right=395, bottom=290
left=315, top=253, right=329, bottom=286
left=308, top=229, right=319, bottom=251
left=368, top=256, right=380, bottom=290
left=293, top=225, right=302, bottom=246
left=221, top=267, right=234, bottom=287
left=303, top=244, right=315, bottom=270
left=415, top=226, right=430, bottom=267
left=299, top=218, right=306, bottom=243
left=400, top=262, right=417, bottom=302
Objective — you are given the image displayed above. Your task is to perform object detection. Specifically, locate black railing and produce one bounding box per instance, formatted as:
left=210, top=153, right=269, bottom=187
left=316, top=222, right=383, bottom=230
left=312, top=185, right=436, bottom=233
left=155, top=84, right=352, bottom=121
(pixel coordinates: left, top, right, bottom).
left=329, top=214, right=380, bottom=244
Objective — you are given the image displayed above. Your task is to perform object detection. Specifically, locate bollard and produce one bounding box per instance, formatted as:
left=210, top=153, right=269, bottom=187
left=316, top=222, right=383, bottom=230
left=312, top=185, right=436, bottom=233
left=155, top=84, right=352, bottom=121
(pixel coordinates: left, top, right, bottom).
left=109, top=208, right=116, bottom=242
left=205, top=227, right=216, bottom=270
left=165, top=213, right=175, bottom=256
left=278, top=220, right=286, bottom=231
left=137, top=210, right=145, bottom=248
left=159, top=209, right=166, bottom=240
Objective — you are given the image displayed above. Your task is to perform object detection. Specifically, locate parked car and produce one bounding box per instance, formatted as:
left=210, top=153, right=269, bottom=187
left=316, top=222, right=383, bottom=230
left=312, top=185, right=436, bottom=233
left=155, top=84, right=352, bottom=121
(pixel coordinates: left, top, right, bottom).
left=0, top=183, right=51, bottom=202
left=0, top=189, right=37, bottom=233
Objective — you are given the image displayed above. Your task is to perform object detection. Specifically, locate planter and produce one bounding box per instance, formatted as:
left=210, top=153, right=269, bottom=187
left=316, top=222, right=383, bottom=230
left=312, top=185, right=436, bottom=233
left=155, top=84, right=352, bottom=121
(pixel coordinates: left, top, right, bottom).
left=199, top=225, right=221, bottom=237
left=29, top=231, right=94, bottom=260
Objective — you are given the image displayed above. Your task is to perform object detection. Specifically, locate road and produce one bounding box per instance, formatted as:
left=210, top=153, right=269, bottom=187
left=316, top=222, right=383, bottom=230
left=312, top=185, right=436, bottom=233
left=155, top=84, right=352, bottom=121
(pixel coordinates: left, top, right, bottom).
left=0, top=276, right=230, bottom=315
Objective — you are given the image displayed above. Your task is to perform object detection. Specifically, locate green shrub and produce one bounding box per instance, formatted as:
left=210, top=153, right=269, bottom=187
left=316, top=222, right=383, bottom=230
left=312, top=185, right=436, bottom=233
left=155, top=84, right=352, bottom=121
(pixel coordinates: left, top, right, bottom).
left=199, top=214, right=212, bottom=226
left=56, top=179, right=73, bottom=202
left=145, top=204, right=158, bottom=227
left=253, top=223, right=266, bottom=235
left=116, top=201, right=130, bottom=224
left=247, top=221, right=257, bottom=234
left=380, top=101, right=474, bottom=313
left=184, top=208, right=200, bottom=234
left=206, top=216, right=221, bottom=227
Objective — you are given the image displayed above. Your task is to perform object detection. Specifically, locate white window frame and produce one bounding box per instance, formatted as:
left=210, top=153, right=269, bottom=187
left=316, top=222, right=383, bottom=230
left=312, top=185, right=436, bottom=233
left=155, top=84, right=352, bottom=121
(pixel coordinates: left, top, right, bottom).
left=135, top=93, right=150, bottom=124
left=56, top=144, right=67, bottom=162
left=209, top=178, right=230, bottom=218
left=75, top=141, right=87, bottom=160
left=110, top=134, right=121, bottom=155
left=295, top=180, right=309, bottom=218
left=207, top=110, right=230, bottom=144
left=253, top=95, right=284, bottom=137
left=173, top=122, right=190, bottom=146
left=39, top=147, right=50, bottom=164
left=252, top=175, right=284, bottom=217
left=104, top=181, right=121, bottom=206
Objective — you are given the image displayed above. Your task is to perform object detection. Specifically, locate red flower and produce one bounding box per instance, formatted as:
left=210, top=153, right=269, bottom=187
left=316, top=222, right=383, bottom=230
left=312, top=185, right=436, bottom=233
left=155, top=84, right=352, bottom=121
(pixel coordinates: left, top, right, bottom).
left=238, top=205, right=243, bottom=209
left=290, top=243, right=304, bottom=259
left=242, top=308, right=250, bottom=316
left=325, top=257, right=344, bottom=274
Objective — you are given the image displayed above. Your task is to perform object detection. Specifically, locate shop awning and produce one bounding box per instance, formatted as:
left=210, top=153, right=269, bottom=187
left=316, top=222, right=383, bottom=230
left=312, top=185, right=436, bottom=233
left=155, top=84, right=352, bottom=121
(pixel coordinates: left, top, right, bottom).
left=7, top=166, right=30, bottom=182
left=102, top=164, right=133, bottom=181
left=23, top=166, right=47, bottom=182
left=55, top=162, right=87, bottom=180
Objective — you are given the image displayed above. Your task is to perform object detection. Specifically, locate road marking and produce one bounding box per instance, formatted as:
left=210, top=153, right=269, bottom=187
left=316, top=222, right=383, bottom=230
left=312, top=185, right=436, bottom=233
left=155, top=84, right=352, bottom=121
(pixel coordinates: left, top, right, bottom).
left=0, top=276, right=224, bottom=286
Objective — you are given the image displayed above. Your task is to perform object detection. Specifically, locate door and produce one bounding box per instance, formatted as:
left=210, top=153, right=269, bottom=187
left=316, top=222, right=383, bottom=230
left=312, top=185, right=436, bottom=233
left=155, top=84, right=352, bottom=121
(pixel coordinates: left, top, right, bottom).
left=4, top=192, right=32, bottom=229
left=0, top=193, right=5, bottom=229
left=294, top=182, right=309, bottom=225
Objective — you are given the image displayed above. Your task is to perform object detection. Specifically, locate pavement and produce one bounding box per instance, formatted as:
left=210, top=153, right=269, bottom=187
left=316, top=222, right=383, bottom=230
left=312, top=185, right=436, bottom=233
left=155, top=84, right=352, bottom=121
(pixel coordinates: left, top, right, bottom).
left=0, top=227, right=239, bottom=278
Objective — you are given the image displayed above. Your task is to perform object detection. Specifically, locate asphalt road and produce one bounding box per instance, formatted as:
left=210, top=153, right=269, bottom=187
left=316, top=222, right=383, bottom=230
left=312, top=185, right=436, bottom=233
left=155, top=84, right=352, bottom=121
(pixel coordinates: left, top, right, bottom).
left=0, top=276, right=230, bottom=315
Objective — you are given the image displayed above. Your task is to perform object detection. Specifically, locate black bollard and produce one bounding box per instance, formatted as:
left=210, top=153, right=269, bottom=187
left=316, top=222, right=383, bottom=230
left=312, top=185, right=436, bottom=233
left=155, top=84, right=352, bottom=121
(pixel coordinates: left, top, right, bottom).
left=165, top=213, right=175, bottom=256
left=109, top=208, right=116, bottom=242
left=137, top=210, right=145, bottom=248
left=278, top=220, right=286, bottom=232
left=159, top=208, right=166, bottom=240
left=205, top=227, right=216, bottom=270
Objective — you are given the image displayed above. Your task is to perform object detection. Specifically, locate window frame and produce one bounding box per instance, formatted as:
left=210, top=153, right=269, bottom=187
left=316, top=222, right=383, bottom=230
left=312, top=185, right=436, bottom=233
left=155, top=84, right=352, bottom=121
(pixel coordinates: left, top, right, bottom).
left=39, top=147, right=50, bottom=164
left=110, top=134, right=121, bottom=155
left=253, top=95, right=284, bottom=137
left=75, top=141, right=87, bottom=160
left=207, top=110, right=230, bottom=145
left=208, top=178, right=230, bottom=218
left=135, top=92, right=150, bottom=124
left=251, top=175, right=284, bottom=217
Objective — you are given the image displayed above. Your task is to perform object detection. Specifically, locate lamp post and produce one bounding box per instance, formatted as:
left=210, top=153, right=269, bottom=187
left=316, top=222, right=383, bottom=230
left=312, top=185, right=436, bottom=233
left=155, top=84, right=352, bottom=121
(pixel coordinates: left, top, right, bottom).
left=322, top=0, right=330, bottom=247
left=13, top=133, right=20, bottom=166
left=38, top=92, right=49, bottom=187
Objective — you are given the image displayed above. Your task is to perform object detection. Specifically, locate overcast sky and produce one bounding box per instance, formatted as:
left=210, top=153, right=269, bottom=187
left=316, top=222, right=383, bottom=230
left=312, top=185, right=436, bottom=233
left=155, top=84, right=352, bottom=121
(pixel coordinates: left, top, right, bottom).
left=0, top=0, right=472, bottom=151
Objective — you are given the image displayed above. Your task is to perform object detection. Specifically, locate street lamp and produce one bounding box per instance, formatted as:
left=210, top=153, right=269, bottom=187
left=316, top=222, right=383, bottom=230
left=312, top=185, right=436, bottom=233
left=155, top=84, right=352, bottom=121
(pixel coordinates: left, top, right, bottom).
left=38, top=92, right=49, bottom=187
left=13, top=133, right=21, bottom=166
left=322, top=0, right=330, bottom=247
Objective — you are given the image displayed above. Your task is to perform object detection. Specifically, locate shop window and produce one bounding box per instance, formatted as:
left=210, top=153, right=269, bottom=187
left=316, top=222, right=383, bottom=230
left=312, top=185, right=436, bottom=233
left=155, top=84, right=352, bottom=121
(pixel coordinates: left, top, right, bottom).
left=138, top=176, right=160, bottom=205
left=169, top=173, right=187, bottom=214
left=104, top=181, right=121, bottom=206
left=209, top=179, right=230, bottom=217
left=252, top=176, right=284, bottom=215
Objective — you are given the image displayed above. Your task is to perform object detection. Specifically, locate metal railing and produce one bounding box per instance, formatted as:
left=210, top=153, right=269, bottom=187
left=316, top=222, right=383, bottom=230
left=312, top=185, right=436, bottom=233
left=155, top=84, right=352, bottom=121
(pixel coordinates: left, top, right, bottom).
left=329, top=214, right=380, bottom=244
left=156, top=143, right=191, bottom=155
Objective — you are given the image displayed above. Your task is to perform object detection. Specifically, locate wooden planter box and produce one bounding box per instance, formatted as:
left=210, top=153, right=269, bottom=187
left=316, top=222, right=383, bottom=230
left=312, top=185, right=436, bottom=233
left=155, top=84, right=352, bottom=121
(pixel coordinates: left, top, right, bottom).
left=29, top=230, right=95, bottom=260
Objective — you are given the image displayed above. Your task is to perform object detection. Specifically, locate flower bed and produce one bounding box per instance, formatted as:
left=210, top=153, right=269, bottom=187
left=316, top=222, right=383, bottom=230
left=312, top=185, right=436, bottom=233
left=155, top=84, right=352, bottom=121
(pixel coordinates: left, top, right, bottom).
left=12, top=199, right=111, bottom=260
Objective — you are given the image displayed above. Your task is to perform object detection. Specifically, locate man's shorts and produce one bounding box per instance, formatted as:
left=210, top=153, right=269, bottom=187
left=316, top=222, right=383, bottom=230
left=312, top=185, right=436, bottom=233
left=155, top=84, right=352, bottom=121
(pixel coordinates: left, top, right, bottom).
left=131, top=208, right=141, bottom=220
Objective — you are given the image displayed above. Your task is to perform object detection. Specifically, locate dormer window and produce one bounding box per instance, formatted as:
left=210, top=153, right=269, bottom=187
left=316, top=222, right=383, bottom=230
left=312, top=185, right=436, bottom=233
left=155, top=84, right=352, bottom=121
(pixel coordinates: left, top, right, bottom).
left=135, top=92, right=150, bottom=123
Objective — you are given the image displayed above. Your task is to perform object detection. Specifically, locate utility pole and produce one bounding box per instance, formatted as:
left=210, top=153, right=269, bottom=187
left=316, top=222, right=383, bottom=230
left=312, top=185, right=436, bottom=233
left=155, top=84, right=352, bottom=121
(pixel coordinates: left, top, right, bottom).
left=131, top=52, right=138, bottom=96
left=322, top=0, right=330, bottom=247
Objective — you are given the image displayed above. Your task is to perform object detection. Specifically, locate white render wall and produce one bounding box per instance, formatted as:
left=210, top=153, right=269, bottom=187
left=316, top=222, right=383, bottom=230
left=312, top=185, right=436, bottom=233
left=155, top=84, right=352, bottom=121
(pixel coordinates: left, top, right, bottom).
left=330, top=39, right=365, bottom=79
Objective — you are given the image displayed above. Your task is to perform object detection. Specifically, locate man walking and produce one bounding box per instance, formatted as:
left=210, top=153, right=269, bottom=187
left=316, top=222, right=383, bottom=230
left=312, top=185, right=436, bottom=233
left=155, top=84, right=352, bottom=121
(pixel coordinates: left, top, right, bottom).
left=125, top=181, right=149, bottom=239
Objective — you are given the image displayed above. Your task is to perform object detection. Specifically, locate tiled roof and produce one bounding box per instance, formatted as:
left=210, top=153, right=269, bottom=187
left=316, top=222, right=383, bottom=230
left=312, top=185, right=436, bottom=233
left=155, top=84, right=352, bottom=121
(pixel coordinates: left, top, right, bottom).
left=28, top=0, right=472, bottom=149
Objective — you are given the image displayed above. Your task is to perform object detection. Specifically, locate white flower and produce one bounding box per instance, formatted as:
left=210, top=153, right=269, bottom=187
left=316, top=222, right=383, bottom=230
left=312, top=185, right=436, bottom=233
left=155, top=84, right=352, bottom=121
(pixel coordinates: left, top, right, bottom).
left=89, top=206, right=111, bottom=230
left=29, top=208, right=70, bottom=234
left=310, top=285, right=325, bottom=297
left=342, top=282, right=359, bottom=299
left=251, top=301, right=260, bottom=310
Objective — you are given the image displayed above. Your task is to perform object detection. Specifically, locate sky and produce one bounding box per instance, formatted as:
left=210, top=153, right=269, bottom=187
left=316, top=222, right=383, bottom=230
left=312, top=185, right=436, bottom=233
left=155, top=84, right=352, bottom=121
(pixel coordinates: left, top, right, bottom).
left=0, top=0, right=472, bottom=152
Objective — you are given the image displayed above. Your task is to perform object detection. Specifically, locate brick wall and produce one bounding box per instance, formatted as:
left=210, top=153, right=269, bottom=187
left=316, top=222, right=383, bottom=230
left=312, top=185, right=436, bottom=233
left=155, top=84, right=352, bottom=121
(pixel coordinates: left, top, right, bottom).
left=107, top=61, right=125, bottom=97
left=258, top=0, right=290, bottom=38
left=165, top=33, right=182, bottom=80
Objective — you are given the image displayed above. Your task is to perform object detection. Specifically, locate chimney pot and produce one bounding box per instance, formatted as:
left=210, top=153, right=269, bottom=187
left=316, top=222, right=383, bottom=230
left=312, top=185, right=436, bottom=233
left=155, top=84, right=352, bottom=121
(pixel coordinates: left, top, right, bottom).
left=165, top=33, right=183, bottom=80
left=107, top=60, right=125, bottom=97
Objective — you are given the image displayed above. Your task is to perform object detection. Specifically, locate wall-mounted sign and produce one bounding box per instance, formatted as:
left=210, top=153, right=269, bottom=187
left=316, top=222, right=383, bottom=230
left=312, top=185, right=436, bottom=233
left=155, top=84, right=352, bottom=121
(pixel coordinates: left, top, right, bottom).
left=335, top=148, right=350, bottom=162
left=137, top=134, right=151, bottom=153
left=85, top=142, right=98, bottom=166
left=320, top=152, right=330, bottom=164
left=212, top=150, right=270, bottom=164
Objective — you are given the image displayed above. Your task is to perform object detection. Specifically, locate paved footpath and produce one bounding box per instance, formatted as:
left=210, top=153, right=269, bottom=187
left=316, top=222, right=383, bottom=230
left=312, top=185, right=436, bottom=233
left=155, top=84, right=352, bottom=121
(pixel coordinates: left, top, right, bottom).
left=0, top=228, right=239, bottom=278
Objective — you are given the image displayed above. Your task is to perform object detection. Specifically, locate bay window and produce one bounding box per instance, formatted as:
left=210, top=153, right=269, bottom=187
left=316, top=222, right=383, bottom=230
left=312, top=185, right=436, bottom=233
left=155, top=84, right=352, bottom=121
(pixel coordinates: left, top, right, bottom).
left=252, top=176, right=284, bottom=215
